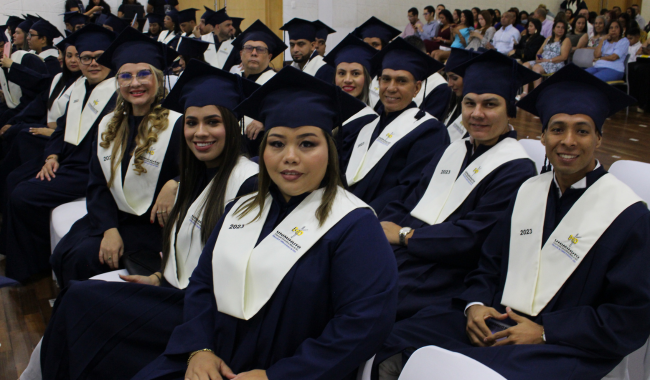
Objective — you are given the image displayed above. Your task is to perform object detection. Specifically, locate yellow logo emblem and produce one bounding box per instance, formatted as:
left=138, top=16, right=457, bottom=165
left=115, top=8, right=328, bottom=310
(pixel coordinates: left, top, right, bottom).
left=291, top=226, right=305, bottom=236
left=385, top=132, right=393, bottom=139
left=568, top=234, right=580, bottom=245
left=93, top=100, right=99, bottom=106
left=473, top=167, right=480, bottom=174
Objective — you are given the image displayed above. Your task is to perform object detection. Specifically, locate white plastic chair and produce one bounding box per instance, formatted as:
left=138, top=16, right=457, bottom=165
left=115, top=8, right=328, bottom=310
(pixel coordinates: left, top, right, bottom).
left=608, top=160, right=650, bottom=204
left=518, top=139, right=546, bottom=175
left=357, top=355, right=374, bottom=380
left=573, top=48, right=595, bottom=68
left=49, top=198, right=87, bottom=254
left=398, top=346, right=507, bottom=380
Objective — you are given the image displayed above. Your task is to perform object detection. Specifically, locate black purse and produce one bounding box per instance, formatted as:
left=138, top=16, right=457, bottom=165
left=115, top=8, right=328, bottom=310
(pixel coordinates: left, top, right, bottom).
left=122, top=250, right=161, bottom=276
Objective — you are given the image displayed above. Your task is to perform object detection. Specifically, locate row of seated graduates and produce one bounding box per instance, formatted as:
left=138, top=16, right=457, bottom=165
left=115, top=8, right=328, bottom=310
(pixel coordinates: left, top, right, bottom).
left=0, top=10, right=647, bottom=380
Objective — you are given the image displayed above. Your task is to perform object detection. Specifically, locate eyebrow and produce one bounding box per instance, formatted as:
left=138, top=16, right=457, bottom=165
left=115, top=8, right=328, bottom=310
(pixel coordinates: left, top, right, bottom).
left=297, top=133, right=318, bottom=138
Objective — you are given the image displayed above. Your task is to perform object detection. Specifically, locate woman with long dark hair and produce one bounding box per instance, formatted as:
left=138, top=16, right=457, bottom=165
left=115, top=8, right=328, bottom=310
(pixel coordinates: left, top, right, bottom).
left=521, top=20, right=571, bottom=97
left=158, top=10, right=181, bottom=44
left=429, top=9, right=454, bottom=52
left=133, top=65, right=397, bottom=380
left=466, top=10, right=495, bottom=50
left=433, top=9, right=473, bottom=61
left=569, top=15, right=589, bottom=51
left=509, top=18, right=545, bottom=62
left=32, top=59, right=259, bottom=380
left=85, top=0, right=111, bottom=23
left=587, top=19, right=630, bottom=81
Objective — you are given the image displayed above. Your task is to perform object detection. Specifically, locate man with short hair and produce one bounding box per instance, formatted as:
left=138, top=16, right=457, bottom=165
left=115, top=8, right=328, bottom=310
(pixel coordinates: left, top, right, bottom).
left=177, top=8, right=197, bottom=36
left=632, top=4, right=646, bottom=29
left=535, top=7, right=553, bottom=37
left=313, top=20, right=335, bottom=56
left=202, top=7, right=236, bottom=70
left=193, top=6, right=215, bottom=36
left=402, top=7, right=423, bottom=38
left=233, top=20, right=288, bottom=156
left=280, top=18, right=334, bottom=82
left=416, top=5, right=441, bottom=51
left=490, top=11, right=520, bottom=54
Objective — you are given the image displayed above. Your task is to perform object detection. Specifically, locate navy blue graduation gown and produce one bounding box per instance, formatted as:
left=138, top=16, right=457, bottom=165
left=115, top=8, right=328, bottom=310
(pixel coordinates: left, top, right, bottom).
left=338, top=112, right=379, bottom=175
left=347, top=102, right=450, bottom=215
left=51, top=115, right=183, bottom=287
left=420, top=83, right=452, bottom=121
left=1, top=79, right=117, bottom=283
left=41, top=169, right=258, bottom=380
left=8, top=48, right=61, bottom=92
left=0, top=54, right=48, bottom=126
left=134, top=187, right=398, bottom=380
left=379, top=131, right=537, bottom=321
left=372, top=166, right=650, bottom=380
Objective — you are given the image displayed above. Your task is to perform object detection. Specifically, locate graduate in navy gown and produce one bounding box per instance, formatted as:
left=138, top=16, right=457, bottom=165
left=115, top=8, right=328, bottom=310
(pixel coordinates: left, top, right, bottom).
left=323, top=33, right=379, bottom=174
left=134, top=66, right=397, bottom=380
left=377, top=50, right=539, bottom=325
left=37, top=60, right=259, bottom=380
left=0, top=42, right=81, bottom=208
left=344, top=37, right=449, bottom=215
left=373, top=64, right=650, bottom=380
left=50, top=28, right=182, bottom=286
left=281, top=18, right=335, bottom=83
left=1, top=24, right=117, bottom=283
left=440, top=48, right=481, bottom=142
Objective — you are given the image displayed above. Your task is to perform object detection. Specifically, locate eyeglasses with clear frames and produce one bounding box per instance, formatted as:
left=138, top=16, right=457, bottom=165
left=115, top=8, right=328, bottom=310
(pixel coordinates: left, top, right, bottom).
left=117, top=70, right=154, bottom=86
left=242, top=45, right=269, bottom=54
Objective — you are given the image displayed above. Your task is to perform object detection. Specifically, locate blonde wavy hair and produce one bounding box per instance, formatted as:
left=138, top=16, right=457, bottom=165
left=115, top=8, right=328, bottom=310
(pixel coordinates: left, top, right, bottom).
left=100, top=65, right=169, bottom=188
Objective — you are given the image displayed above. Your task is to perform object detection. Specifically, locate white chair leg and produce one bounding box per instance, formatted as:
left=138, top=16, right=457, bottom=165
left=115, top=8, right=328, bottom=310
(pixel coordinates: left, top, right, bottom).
left=357, top=355, right=375, bottom=380
left=19, top=338, right=43, bottom=380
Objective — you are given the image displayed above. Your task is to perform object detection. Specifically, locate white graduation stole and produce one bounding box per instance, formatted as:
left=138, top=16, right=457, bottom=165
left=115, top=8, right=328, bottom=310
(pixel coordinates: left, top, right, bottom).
left=216, top=39, right=234, bottom=69
left=345, top=107, right=434, bottom=186
left=38, top=48, right=59, bottom=60
left=410, top=137, right=530, bottom=224
left=501, top=172, right=643, bottom=316
left=413, top=72, right=447, bottom=107
left=97, top=111, right=182, bottom=216
left=0, top=50, right=29, bottom=109
left=48, top=73, right=63, bottom=98
left=212, top=187, right=369, bottom=320
left=446, top=114, right=466, bottom=142
left=242, top=70, right=276, bottom=130
left=48, top=79, right=74, bottom=124
left=343, top=106, right=377, bottom=126
left=64, top=77, right=116, bottom=146
left=157, top=30, right=177, bottom=44
left=369, top=76, right=380, bottom=108
left=164, top=156, right=259, bottom=289
left=202, top=33, right=219, bottom=68
left=293, top=53, right=327, bottom=76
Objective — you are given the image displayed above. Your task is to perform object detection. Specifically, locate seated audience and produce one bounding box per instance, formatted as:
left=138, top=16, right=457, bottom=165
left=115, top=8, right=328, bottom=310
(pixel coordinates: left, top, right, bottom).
left=587, top=15, right=608, bottom=47
left=416, top=5, right=441, bottom=52
left=371, top=63, right=649, bottom=380
left=434, top=10, right=474, bottom=61
left=509, top=18, right=545, bottom=61
left=627, top=25, right=643, bottom=62
left=569, top=15, right=589, bottom=51
left=428, top=9, right=454, bottom=52
left=466, top=10, right=495, bottom=51
left=489, top=10, right=521, bottom=54
left=402, top=7, right=423, bottom=38
left=587, top=19, right=629, bottom=81
left=522, top=20, right=571, bottom=97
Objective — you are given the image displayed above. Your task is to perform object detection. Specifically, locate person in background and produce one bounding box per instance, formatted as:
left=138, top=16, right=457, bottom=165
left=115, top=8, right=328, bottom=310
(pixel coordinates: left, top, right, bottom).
left=577, top=8, right=594, bottom=36
left=565, top=9, right=575, bottom=24
left=613, top=5, right=623, bottom=16
left=494, top=8, right=502, bottom=24
left=177, top=8, right=197, bottom=36
left=157, top=10, right=180, bottom=44
left=433, top=9, right=474, bottom=61
left=403, top=7, right=423, bottom=38
left=85, top=0, right=111, bottom=23
left=147, top=0, right=179, bottom=16
left=193, top=6, right=215, bottom=37
left=629, top=33, right=650, bottom=112
left=509, top=18, right=545, bottom=62
left=587, top=15, right=608, bottom=47
left=453, top=9, right=462, bottom=24
left=618, top=12, right=631, bottom=35
left=117, top=0, right=144, bottom=18
left=471, top=7, right=481, bottom=28
left=175, top=36, right=209, bottom=72
left=627, top=25, right=643, bottom=62
left=568, top=15, right=589, bottom=52
left=352, top=16, right=401, bottom=51
left=467, top=10, right=495, bottom=50
left=534, top=7, right=553, bottom=37
left=587, top=19, right=629, bottom=81
left=416, top=5, right=441, bottom=52
left=632, top=4, right=646, bottom=30
left=201, top=8, right=236, bottom=70
left=520, top=10, right=530, bottom=25
left=101, top=13, right=130, bottom=34
left=489, top=10, right=521, bottom=54
left=521, top=19, right=571, bottom=97
left=281, top=18, right=334, bottom=82
left=144, top=13, right=162, bottom=40
left=428, top=9, right=454, bottom=53
left=313, top=20, right=335, bottom=56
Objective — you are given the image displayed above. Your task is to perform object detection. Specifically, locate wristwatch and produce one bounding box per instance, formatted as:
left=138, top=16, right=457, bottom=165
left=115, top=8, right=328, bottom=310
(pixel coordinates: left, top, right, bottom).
left=399, top=227, right=413, bottom=246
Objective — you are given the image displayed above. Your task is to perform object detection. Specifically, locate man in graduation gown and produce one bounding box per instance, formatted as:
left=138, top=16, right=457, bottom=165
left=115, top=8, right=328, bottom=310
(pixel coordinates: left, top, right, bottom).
left=201, top=7, right=236, bottom=70
left=345, top=37, right=449, bottom=216
left=1, top=24, right=117, bottom=283
left=313, top=20, right=335, bottom=56
left=371, top=64, right=650, bottom=380
left=177, top=8, right=197, bottom=36
left=280, top=18, right=334, bottom=83
left=352, top=17, right=401, bottom=107
left=229, top=20, right=286, bottom=157
left=194, top=6, right=215, bottom=37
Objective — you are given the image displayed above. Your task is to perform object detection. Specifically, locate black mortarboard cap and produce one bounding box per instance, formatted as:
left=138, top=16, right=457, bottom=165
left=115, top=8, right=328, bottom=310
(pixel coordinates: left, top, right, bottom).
left=162, top=59, right=259, bottom=116
left=445, top=47, right=481, bottom=74
left=452, top=50, right=540, bottom=117
left=352, top=16, right=401, bottom=45
left=102, top=13, right=129, bottom=34
left=0, top=26, right=8, bottom=43
left=178, top=8, right=198, bottom=24
left=233, top=19, right=287, bottom=58
left=206, top=7, right=230, bottom=27
left=176, top=36, right=210, bottom=59
left=16, top=18, right=33, bottom=33
left=31, top=19, right=63, bottom=40
left=280, top=18, right=317, bottom=42
left=97, top=26, right=178, bottom=71
left=146, top=13, right=163, bottom=26
left=371, top=37, right=444, bottom=81
left=6, top=16, right=24, bottom=31
left=62, top=23, right=115, bottom=53
left=517, top=63, right=636, bottom=133
left=235, top=66, right=366, bottom=134
left=324, top=33, right=378, bottom=76
left=201, top=6, right=215, bottom=21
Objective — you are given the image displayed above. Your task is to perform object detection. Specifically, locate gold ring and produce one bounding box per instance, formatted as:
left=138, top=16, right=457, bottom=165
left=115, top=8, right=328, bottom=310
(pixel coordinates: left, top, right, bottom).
left=107, top=256, right=112, bottom=260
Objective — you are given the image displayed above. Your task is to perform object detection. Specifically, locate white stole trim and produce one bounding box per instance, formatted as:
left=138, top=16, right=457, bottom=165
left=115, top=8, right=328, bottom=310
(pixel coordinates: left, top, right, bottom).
left=48, top=79, right=74, bottom=124
left=48, top=73, right=62, bottom=97
left=164, top=156, right=259, bottom=289
left=410, top=137, right=530, bottom=225
left=346, top=108, right=433, bottom=186
left=38, top=48, right=59, bottom=60
left=64, top=77, right=116, bottom=146
left=97, top=111, right=182, bottom=216
left=413, top=72, right=447, bottom=107
left=157, top=30, right=176, bottom=44
left=343, top=106, right=377, bottom=126
left=293, top=54, right=327, bottom=76
left=502, top=172, right=642, bottom=316
left=212, top=187, right=369, bottom=320
left=243, top=70, right=276, bottom=129
left=0, top=50, right=28, bottom=108
left=447, top=114, right=466, bottom=142
left=369, top=76, right=380, bottom=108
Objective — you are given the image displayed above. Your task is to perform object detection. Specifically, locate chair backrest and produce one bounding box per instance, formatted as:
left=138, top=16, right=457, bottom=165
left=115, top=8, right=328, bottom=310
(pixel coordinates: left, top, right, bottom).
left=518, top=139, right=546, bottom=174
left=398, top=346, right=507, bottom=380
left=573, top=48, right=595, bottom=68
left=608, top=160, right=650, bottom=205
